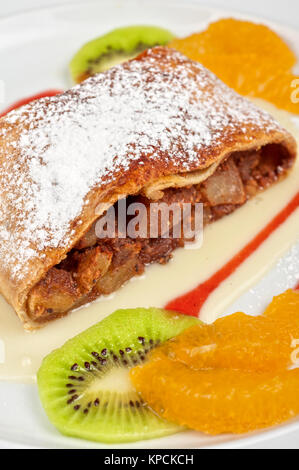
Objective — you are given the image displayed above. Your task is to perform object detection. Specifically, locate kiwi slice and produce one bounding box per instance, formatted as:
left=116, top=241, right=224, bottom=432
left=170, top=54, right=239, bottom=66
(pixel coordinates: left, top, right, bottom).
left=70, top=25, right=175, bottom=83
left=37, top=307, right=198, bottom=443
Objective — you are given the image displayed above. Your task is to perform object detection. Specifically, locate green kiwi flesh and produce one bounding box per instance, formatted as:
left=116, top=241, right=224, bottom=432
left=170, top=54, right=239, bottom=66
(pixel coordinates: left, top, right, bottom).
left=70, top=25, right=175, bottom=83
left=37, top=308, right=199, bottom=443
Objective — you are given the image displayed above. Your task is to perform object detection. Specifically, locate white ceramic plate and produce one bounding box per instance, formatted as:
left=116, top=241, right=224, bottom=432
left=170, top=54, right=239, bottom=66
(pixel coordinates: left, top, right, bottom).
left=0, top=0, right=298, bottom=449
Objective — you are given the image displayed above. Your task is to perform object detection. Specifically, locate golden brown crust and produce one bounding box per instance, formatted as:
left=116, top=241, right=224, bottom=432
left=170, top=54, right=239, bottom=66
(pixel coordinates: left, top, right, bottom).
left=0, top=46, right=296, bottom=329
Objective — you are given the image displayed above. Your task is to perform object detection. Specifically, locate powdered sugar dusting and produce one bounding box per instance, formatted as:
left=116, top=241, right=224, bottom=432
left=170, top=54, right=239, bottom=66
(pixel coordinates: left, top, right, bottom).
left=0, top=47, right=282, bottom=281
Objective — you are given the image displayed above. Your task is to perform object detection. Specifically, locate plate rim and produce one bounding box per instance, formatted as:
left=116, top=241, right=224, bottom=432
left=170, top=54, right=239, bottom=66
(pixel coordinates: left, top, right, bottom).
left=0, top=0, right=298, bottom=36
left=0, top=0, right=298, bottom=449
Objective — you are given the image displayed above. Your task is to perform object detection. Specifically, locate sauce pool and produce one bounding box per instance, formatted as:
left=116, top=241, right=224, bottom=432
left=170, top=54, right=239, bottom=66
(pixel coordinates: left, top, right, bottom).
left=166, top=191, right=299, bottom=316
left=0, top=89, right=63, bottom=117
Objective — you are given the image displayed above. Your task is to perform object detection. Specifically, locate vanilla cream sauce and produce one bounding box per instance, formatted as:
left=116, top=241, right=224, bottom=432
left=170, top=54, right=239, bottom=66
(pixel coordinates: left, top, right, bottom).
left=0, top=99, right=298, bottom=383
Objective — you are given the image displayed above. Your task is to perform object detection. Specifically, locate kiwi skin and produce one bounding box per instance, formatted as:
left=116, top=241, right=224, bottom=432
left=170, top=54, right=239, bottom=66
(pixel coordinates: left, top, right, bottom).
left=70, top=25, right=175, bottom=83
left=37, top=307, right=199, bottom=444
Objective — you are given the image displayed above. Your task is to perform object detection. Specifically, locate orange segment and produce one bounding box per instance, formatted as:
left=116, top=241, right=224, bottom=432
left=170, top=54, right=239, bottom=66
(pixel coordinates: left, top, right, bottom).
left=149, top=292, right=299, bottom=372
left=130, top=290, right=299, bottom=435
left=170, top=19, right=296, bottom=67
left=169, top=18, right=299, bottom=113
left=263, top=289, right=299, bottom=319
left=131, top=360, right=299, bottom=435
